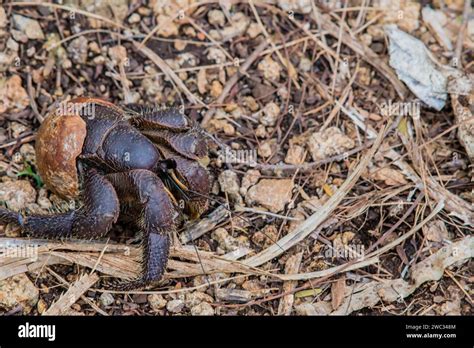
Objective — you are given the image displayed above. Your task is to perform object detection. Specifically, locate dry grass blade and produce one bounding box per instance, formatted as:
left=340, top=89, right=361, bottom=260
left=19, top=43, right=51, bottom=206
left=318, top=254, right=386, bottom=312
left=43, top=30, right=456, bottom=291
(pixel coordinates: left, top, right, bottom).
left=332, top=235, right=473, bottom=315
left=242, top=125, right=386, bottom=268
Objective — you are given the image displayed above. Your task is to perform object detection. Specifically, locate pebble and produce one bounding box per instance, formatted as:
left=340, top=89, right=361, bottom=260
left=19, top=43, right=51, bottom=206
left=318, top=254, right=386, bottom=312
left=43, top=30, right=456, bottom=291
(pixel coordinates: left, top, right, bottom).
left=99, top=292, right=115, bottom=307
left=306, top=127, right=355, bottom=161
left=148, top=294, right=167, bottom=311
left=258, top=55, right=281, bottom=82
left=128, top=13, right=141, bottom=24
left=166, top=299, right=185, bottom=313
left=0, top=7, right=6, bottom=28
left=260, top=102, right=280, bottom=126
left=218, top=170, right=243, bottom=205
left=0, top=75, right=30, bottom=113
left=208, top=9, right=225, bottom=27
left=0, top=274, right=39, bottom=314
left=184, top=291, right=214, bottom=307
left=0, top=180, right=37, bottom=211
left=285, top=144, right=306, bottom=164
left=12, top=14, right=45, bottom=40
left=191, top=302, right=214, bottom=316
left=240, top=169, right=261, bottom=196
left=245, top=179, right=294, bottom=213
left=68, top=36, right=88, bottom=64
left=157, top=15, right=179, bottom=37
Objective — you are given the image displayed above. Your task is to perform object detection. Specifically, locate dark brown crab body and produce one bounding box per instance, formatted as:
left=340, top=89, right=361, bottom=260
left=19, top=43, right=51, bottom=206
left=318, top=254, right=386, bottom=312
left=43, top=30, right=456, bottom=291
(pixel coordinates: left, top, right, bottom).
left=0, top=97, right=211, bottom=289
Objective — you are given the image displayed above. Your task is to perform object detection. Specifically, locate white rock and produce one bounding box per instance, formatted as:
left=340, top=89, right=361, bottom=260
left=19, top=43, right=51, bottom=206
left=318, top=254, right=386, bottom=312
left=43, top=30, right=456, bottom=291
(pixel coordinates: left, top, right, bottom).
left=218, top=170, right=243, bottom=205
left=13, top=15, right=45, bottom=40
left=245, top=179, right=294, bottom=213
left=99, top=292, right=114, bottom=306
left=258, top=56, right=281, bottom=82
left=191, top=302, right=215, bottom=315
left=0, top=274, right=39, bottom=313
left=148, top=294, right=167, bottom=311
left=208, top=9, right=225, bottom=27
left=277, top=0, right=312, bottom=14
left=260, top=102, right=280, bottom=126
left=166, top=299, right=185, bottom=313
left=307, top=127, right=355, bottom=161
left=0, top=180, right=37, bottom=211
left=128, top=13, right=141, bottom=24
left=0, top=7, right=7, bottom=28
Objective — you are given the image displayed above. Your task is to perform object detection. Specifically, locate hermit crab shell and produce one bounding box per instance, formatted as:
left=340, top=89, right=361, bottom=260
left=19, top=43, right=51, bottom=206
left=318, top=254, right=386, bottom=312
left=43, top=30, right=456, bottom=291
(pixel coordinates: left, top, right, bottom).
left=35, top=99, right=87, bottom=199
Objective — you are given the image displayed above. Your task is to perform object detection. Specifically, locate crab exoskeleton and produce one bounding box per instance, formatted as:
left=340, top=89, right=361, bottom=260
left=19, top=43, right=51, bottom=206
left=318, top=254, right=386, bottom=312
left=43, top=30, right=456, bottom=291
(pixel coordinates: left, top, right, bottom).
left=0, top=97, right=211, bottom=290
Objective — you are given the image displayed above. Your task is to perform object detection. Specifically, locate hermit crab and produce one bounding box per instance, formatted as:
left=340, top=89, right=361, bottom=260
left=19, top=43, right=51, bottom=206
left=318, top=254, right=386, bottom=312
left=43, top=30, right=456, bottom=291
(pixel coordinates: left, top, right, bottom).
left=0, top=97, right=211, bottom=289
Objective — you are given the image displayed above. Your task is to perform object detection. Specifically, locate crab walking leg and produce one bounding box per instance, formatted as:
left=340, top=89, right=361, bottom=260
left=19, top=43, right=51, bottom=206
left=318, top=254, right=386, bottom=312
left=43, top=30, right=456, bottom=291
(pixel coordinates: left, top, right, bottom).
left=0, top=169, right=119, bottom=239
left=123, top=105, right=190, bottom=131
left=106, top=169, right=178, bottom=289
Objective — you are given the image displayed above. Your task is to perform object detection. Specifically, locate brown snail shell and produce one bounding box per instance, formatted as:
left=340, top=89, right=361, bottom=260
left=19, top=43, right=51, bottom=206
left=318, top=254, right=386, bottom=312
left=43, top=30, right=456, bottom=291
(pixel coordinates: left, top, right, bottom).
left=35, top=99, right=87, bottom=199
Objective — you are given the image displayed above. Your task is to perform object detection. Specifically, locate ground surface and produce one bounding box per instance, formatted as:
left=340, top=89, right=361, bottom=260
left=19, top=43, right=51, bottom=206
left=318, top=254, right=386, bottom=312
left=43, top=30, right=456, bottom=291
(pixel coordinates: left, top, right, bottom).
left=0, top=0, right=472, bottom=316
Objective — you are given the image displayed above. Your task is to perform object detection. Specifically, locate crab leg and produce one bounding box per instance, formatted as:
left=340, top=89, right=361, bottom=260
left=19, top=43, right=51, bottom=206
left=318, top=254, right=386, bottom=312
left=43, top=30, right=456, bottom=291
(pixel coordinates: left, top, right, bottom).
left=106, top=169, right=178, bottom=289
left=0, top=169, right=119, bottom=239
left=123, top=105, right=189, bottom=131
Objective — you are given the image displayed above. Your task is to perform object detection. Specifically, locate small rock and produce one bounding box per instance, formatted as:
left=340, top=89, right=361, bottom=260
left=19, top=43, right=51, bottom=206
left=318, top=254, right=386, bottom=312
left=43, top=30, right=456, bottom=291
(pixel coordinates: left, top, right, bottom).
left=258, top=55, right=281, bottom=82
left=191, top=302, right=214, bottom=316
left=247, top=22, right=262, bottom=38
left=208, top=9, right=225, bottom=27
left=99, top=292, right=114, bottom=307
left=185, top=292, right=214, bottom=307
left=148, top=294, right=167, bottom=311
left=209, top=119, right=235, bottom=136
left=423, top=220, right=449, bottom=242
left=285, top=144, right=306, bottom=164
left=13, top=14, right=45, bottom=40
left=0, top=274, right=39, bottom=313
left=10, top=122, right=28, bottom=139
left=7, top=38, right=19, bottom=52
left=295, top=301, right=332, bottom=315
left=174, top=39, right=187, bottom=51
left=166, top=299, right=184, bottom=313
left=37, top=298, right=47, bottom=314
left=207, top=47, right=227, bottom=64
left=218, top=170, right=243, bottom=205
left=260, top=102, right=280, bottom=126
left=0, top=180, right=37, bottom=211
left=211, top=228, right=249, bottom=253
left=277, top=0, right=312, bottom=14
left=0, top=7, right=7, bottom=28
left=246, top=179, right=294, bottom=213
left=0, top=75, right=30, bottom=113
left=307, top=127, right=355, bottom=161
left=157, top=14, right=179, bottom=37
left=128, top=13, right=141, bottom=24
left=210, top=80, right=223, bottom=98
left=20, top=143, right=36, bottom=164
left=68, top=36, right=88, bottom=64
left=240, top=169, right=261, bottom=196
left=108, top=45, right=128, bottom=66
left=257, top=139, right=276, bottom=158
left=10, top=29, right=28, bottom=43
left=298, top=57, right=312, bottom=72
left=209, top=12, right=250, bottom=42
